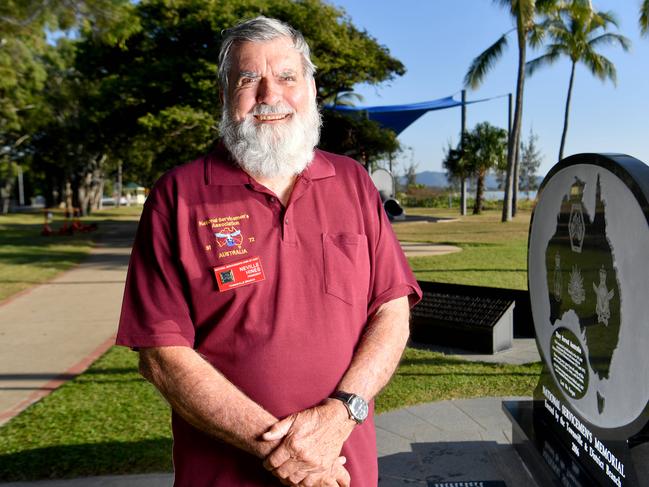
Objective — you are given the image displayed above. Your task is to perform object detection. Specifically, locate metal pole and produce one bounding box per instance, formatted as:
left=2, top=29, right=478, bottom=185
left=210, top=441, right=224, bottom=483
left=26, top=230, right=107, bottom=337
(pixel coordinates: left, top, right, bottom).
left=461, top=90, right=467, bottom=141
left=460, top=90, right=467, bottom=216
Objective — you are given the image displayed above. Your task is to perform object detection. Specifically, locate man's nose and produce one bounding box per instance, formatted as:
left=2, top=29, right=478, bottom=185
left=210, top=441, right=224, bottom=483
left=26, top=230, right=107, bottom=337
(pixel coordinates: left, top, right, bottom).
left=256, top=78, right=281, bottom=105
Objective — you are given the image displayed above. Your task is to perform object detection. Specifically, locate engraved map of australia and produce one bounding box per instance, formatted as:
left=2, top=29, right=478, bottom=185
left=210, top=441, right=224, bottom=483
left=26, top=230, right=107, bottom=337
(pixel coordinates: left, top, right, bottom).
left=545, top=175, right=621, bottom=414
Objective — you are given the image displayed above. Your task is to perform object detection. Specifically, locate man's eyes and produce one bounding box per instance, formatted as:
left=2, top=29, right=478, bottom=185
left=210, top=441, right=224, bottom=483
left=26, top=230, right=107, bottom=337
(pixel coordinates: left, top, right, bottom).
left=237, top=75, right=296, bottom=86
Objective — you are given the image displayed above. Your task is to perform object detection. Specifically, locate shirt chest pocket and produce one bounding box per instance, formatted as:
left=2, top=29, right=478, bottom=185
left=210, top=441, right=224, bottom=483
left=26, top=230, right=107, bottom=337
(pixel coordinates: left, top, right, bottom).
left=322, top=232, right=370, bottom=305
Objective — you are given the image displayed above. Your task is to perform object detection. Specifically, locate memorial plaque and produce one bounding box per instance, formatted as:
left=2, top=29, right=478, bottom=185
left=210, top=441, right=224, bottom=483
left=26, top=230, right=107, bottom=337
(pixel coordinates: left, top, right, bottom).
left=505, top=153, right=649, bottom=487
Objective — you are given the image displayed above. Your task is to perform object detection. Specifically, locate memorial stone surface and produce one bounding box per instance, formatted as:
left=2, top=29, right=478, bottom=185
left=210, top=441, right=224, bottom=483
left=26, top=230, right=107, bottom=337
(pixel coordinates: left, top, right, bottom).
left=505, top=153, right=649, bottom=487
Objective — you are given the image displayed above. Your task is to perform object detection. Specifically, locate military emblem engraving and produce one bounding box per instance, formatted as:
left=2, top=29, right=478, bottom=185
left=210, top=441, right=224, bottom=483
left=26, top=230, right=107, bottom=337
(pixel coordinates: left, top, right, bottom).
left=569, top=203, right=585, bottom=253
left=593, top=266, right=614, bottom=326
left=568, top=265, right=585, bottom=305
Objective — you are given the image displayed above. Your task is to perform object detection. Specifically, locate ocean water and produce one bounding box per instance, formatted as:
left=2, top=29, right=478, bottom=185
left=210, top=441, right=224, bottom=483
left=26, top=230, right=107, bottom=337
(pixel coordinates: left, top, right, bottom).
left=483, top=190, right=537, bottom=200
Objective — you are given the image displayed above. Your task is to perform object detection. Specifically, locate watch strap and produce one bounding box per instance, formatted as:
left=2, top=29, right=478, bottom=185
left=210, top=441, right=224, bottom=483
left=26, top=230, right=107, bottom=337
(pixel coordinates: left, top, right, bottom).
left=329, top=391, right=367, bottom=424
left=331, top=391, right=354, bottom=403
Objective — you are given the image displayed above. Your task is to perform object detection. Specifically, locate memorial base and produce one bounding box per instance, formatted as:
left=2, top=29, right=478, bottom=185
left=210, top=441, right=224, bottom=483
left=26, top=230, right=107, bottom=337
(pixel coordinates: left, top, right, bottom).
left=503, top=400, right=649, bottom=487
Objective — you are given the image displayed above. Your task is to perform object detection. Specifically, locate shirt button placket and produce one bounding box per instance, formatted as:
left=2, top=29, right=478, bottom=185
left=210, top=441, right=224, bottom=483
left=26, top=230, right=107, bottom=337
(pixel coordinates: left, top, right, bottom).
left=282, top=212, right=295, bottom=243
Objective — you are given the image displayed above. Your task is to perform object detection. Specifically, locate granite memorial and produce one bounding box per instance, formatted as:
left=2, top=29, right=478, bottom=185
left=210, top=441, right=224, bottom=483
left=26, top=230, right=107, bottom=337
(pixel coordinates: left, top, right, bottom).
left=505, top=153, right=649, bottom=487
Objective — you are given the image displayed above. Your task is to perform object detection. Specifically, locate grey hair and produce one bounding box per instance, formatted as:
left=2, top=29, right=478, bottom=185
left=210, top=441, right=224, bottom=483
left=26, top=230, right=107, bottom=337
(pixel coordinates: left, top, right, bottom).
left=218, top=16, right=316, bottom=92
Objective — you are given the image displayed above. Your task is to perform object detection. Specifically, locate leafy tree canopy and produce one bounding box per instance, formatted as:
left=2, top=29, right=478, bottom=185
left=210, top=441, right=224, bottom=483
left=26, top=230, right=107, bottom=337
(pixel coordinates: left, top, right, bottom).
left=519, top=128, right=542, bottom=195
left=0, top=0, right=138, bottom=211
left=71, top=0, right=405, bottom=184
left=459, top=121, right=507, bottom=214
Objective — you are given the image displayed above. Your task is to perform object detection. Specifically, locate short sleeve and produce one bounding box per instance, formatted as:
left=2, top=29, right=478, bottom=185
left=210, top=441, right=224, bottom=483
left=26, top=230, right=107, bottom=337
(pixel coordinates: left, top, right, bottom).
left=365, top=181, right=422, bottom=317
left=116, top=195, right=195, bottom=349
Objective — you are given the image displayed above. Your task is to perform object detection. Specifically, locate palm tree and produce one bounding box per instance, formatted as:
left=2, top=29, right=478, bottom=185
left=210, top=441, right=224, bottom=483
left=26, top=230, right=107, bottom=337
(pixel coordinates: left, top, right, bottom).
left=641, top=0, right=649, bottom=36
left=465, top=0, right=556, bottom=222
left=463, top=122, right=508, bottom=214
left=442, top=140, right=469, bottom=216
left=527, top=2, right=630, bottom=160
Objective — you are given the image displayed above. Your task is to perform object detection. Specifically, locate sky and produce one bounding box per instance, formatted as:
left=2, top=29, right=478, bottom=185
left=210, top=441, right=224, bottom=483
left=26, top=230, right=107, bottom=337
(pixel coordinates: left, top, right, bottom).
left=329, top=0, right=649, bottom=177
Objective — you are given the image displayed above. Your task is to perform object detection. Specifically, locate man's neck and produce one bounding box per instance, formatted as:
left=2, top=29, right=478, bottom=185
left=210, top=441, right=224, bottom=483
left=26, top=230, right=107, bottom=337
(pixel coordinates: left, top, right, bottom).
left=252, top=174, right=298, bottom=207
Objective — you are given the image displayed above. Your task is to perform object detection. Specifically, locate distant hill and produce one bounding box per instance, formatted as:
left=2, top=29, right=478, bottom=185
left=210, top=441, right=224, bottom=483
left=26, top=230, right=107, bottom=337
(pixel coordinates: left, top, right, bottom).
left=413, top=171, right=448, bottom=187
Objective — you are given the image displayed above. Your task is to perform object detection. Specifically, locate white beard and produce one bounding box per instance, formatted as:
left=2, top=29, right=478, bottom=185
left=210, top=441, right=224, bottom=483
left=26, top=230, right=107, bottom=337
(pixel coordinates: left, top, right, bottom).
left=220, top=96, right=321, bottom=179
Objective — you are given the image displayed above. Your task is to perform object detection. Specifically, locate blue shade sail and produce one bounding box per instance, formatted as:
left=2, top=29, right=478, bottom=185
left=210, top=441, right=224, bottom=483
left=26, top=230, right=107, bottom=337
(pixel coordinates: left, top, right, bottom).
left=326, top=94, right=495, bottom=135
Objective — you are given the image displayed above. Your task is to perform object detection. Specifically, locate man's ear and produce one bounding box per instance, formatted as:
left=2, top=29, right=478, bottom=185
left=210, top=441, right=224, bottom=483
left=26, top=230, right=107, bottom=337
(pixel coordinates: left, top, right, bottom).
left=310, top=77, right=316, bottom=97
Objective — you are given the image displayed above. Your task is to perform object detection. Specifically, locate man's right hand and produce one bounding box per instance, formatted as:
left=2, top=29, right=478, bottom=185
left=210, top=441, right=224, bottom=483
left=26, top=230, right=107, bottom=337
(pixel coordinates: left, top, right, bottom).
left=272, top=457, right=349, bottom=487
left=261, top=400, right=355, bottom=486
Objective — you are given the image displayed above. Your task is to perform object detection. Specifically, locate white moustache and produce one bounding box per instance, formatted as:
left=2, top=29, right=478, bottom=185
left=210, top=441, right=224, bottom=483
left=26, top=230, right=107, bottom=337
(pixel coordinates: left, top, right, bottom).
left=251, top=104, right=295, bottom=116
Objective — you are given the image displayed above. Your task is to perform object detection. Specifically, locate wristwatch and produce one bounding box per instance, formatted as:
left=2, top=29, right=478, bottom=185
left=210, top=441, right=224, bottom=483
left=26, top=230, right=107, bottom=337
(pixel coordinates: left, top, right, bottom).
left=330, top=391, right=369, bottom=424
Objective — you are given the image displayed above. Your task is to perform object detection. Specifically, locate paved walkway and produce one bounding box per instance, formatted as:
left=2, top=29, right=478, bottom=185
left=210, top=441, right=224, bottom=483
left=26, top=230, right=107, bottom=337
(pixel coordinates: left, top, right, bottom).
left=0, top=221, right=137, bottom=424
left=0, top=219, right=542, bottom=486
left=400, top=242, right=461, bottom=257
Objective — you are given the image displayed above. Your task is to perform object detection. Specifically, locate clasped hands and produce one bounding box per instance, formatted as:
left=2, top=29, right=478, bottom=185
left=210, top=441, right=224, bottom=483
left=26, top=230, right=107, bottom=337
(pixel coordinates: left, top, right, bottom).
left=261, top=399, right=356, bottom=486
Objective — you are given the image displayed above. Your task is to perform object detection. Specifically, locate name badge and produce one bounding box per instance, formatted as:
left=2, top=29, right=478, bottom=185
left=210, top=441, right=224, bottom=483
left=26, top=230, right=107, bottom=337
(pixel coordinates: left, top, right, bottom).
left=213, top=256, right=266, bottom=291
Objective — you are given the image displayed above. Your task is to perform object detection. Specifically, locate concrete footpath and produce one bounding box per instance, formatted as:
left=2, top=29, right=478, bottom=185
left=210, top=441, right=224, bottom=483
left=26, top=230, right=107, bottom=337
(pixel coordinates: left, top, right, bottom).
left=0, top=219, right=542, bottom=486
left=0, top=221, right=137, bottom=424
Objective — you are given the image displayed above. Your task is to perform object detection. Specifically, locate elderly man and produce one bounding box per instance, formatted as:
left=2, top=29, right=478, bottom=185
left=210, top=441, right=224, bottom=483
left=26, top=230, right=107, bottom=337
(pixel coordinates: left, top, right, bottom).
left=117, top=16, right=421, bottom=487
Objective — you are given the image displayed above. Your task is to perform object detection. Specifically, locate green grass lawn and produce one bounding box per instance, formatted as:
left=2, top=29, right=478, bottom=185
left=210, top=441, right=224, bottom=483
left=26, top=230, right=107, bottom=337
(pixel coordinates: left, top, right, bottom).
left=0, top=206, right=540, bottom=481
left=0, top=207, right=143, bottom=302
left=394, top=208, right=531, bottom=289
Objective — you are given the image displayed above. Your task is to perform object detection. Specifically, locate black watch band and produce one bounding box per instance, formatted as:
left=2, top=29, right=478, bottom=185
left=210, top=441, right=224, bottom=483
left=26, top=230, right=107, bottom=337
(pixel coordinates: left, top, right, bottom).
left=330, top=391, right=369, bottom=424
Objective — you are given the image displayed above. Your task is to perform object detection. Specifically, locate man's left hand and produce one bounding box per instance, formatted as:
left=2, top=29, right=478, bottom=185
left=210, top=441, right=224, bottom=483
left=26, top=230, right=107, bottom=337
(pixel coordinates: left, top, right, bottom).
left=262, top=400, right=356, bottom=485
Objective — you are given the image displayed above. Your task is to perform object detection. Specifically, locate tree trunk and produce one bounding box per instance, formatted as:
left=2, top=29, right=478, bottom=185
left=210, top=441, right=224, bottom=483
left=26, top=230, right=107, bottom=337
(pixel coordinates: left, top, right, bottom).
left=77, top=153, right=106, bottom=216
left=559, top=62, right=576, bottom=161
left=1, top=159, right=14, bottom=214
left=473, top=172, right=485, bottom=215
left=1, top=179, right=13, bottom=214
left=502, top=18, right=527, bottom=222
left=77, top=172, right=92, bottom=216
left=460, top=177, right=467, bottom=216
left=64, top=180, right=73, bottom=212
left=92, top=178, right=104, bottom=211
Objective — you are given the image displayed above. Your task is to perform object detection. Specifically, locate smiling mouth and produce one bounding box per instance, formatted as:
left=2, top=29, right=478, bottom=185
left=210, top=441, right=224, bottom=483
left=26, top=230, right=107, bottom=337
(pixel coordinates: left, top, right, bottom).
left=254, top=113, right=291, bottom=122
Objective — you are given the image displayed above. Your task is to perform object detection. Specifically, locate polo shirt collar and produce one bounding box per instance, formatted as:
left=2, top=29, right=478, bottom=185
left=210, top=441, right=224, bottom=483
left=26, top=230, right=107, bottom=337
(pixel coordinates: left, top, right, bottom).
left=301, top=150, right=336, bottom=181
left=207, top=143, right=335, bottom=186
left=206, top=143, right=248, bottom=186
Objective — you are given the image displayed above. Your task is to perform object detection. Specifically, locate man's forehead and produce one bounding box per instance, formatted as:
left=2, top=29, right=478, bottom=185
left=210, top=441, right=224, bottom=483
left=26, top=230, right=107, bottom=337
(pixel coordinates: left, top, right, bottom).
left=231, top=38, right=302, bottom=72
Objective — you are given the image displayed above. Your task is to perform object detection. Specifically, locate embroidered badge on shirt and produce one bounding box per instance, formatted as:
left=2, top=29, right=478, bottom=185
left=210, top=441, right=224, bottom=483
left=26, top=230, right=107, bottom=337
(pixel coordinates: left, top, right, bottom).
left=213, top=256, right=265, bottom=291
left=198, top=213, right=254, bottom=259
left=214, top=227, right=242, bottom=248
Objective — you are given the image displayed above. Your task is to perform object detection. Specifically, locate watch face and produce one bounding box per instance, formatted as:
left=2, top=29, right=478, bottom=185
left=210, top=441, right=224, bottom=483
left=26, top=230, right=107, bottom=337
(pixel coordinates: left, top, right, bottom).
left=349, top=396, right=368, bottom=421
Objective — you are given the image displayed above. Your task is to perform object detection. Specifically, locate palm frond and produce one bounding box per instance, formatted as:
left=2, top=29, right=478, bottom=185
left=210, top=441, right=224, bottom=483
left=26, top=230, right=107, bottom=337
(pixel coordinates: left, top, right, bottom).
left=594, top=10, right=620, bottom=30
left=464, top=32, right=509, bottom=89
left=641, top=0, right=649, bottom=36
left=526, top=51, right=561, bottom=76
left=528, top=20, right=549, bottom=47
left=583, top=51, right=617, bottom=84
left=588, top=32, right=630, bottom=52
left=536, top=0, right=567, bottom=15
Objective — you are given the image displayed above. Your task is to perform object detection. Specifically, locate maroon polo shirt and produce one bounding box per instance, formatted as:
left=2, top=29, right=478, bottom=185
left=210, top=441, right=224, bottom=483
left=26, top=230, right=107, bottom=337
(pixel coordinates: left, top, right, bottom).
left=117, top=145, right=421, bottom=487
